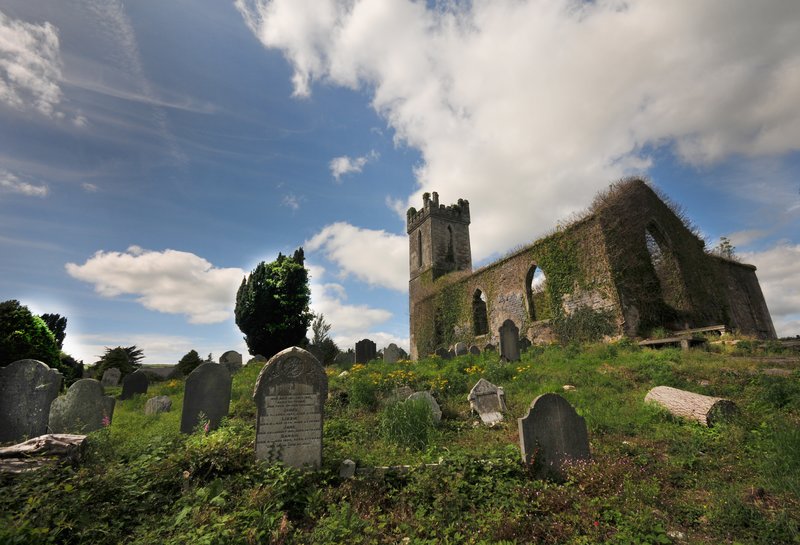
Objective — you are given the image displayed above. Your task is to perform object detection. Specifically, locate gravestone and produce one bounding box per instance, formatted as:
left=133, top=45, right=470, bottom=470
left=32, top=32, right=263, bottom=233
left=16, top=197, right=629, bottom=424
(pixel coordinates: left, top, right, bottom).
left=48, top=379, right=115, bottom=433
left=219, top=350, right=243, bottom=374
left=144, top=395, right=172, bottom=415
left=334, top=351, right=355, bottom=365
left=434, top=347, right=452, bottom=360
left=468, top=378, right=507, bottom=425
left=384, top=343, right=402, bottom=364
left=484, top=343, right=496, bottom=352
left=519, top=337, right=532, bottom=352
left=101, top=368, right=121, bottom=387
left=247, top=354, right=267, bottom=366
left=0, top=360, right=63, bottom=443
left=355, top=339, right=377, bottom=363
left=181, top=362, right=232, bottom=434
left=120, top=370, right=149, bottom=400
left=469, top=345, right=481, bottom=355
left=499, top=320, right=521, bottom=362
left=454, top=342, right=468, bottom=356
left=518, top=393, right=590, bottom=480
left=253, top=347, right=328, bottom=468
left=407, top=391, right=442, bottom=423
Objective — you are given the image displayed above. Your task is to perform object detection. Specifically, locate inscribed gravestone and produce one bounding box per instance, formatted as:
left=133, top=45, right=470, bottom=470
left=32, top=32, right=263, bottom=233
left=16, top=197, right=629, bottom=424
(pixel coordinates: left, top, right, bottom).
left=384, top=343, right=402, bottom=364
left=49, top=379, right=115, bottom=433
left=219, top=350, right=243, bottom=374
left=469, top=345, right=481, bottom=355
left=518, top=393, right=590, bottom=480
left=355, top=339, right=377, bottom=363
left=101, top=368, right=121, bottom=387
left=499, top=319, right=521, bottom=362
left=434, top=347, right=452, bottom=360
left=468, top=378, right=507, bottom=425
left=144, top=395, right=172, bottom=415
left=0, top=360, right=63, bottom=442
left=454, top=342, right=467, bottom=356
left=407, top=391, right=442, bottom=423
left=253, top=347, right=328, bottom=468
left=181, top=362, right=232, bottom=433
left=120, top=370, right=149, bottom=400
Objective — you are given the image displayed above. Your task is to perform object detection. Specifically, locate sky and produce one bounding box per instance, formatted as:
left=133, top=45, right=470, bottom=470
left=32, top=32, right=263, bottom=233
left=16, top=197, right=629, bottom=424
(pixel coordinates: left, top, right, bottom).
left=1, top=0, right=799, bottom=365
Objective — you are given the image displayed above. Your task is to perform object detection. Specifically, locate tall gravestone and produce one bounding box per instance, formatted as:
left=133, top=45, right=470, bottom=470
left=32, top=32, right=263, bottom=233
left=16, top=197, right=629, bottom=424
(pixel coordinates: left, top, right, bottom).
left=101, top=368, right=121, bottom=387
left=0, top=360, right=63, bottom=442
left=49, top=379, right=115, bottom=434
left=219, top=350, right=243, bottom=374
left=181, top=362, right=232, bottom=433
left=518, top=393, right=591, bottom=480
left=253, top=347, right=328, bottom=468
left=499, top=319, right=521, bottom=362
left=384, top=343, right=402, bottom=364
left=355, top=339, right=377, bottom=363
left=468, top=378, right=507, bottom=425
left=120, top=369, right=149, bottom=400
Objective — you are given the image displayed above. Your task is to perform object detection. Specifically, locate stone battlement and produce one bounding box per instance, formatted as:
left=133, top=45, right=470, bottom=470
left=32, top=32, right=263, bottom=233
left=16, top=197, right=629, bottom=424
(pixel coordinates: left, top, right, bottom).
left=406, top=192, right=470, bottom=233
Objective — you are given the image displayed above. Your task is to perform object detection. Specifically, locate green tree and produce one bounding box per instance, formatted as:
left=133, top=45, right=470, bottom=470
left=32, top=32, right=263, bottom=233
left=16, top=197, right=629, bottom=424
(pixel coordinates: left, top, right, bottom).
left=94, top=345, right=144, bottom=377
left=235, top=248, right=312, bottom=359
left=0, top=299, right=61, bottom=371
left=176, top=349, right=204, bottom=376
left=309, top=312, right=339, bottom=365
left=40, top=313, right=67, bottom=349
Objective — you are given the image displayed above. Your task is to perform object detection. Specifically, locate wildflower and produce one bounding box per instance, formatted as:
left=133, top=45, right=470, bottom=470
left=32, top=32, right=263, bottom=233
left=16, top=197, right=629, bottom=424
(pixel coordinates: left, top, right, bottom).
left=593, top=521, right=599, bottom=528
left=203, top=421, right=210, bottom=434
left=101, top=415, right=111, bottom=427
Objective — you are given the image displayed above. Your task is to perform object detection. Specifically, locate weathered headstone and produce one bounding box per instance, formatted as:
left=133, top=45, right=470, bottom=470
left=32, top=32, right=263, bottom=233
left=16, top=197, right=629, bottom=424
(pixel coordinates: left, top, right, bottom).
left=120, top=370, right=149, bottom=400
left=384, top=343, right=402, bottom=364
left=454, top=342, right=468, bottom=356
left=144, top=395, right=172, bottom=415
left=247, top=354, right=267, bottom=366
left=499, top=319, right=521, bottom=362
left=48, top=379, right=115, bottom=433
left=434, top=347, right=452, bottom=360
left=519, top=337, right=532, bottom=352
left=355, top=339, right=377, bottom=363
left=469, top=345, right=481, bottom=355
left=0, top=360, right=63, bottom=443
left=484, top=343, right=496, bottom=352
left=180, top=362, right=232, bottom=434
left=219, top=350, right=243, bottom=374
left=468, top=378, right=507, bottom=425
left=518, top=393, right=590, bottom=480
left=334, top=351, right=355, bottom=365
left=253, top=347, right=328, bottom=468
left=407, top=391, right=442, bottom=423
left=101, top=368, right=121, bottom=387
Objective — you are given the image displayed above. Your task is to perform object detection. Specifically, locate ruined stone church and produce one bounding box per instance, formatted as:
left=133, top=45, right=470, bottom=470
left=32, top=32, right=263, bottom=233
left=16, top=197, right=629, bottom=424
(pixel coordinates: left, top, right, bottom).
left=407, top=179, right=775, bottom=360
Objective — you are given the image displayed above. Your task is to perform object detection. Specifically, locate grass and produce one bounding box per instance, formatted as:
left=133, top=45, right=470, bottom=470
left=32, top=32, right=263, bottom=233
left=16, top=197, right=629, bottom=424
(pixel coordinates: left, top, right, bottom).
left=1, top=342, right=799, bottom=544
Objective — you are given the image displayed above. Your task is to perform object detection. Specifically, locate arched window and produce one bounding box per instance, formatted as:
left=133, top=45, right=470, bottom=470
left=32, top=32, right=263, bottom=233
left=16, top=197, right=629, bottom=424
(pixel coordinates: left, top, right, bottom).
left=417, top=230, right=423, bottom=268
left=525, top=265, right=548, bottom=320
left=446, top=225, right=455, bottom=263
left=473, top=289, right=488, bottom=335
left=645, top=223, right=688, bottom=312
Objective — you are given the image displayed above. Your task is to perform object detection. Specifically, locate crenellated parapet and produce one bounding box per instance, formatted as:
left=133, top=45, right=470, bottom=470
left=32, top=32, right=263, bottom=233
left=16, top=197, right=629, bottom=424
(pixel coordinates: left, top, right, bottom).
left=406, top=191, right=470, bottom=233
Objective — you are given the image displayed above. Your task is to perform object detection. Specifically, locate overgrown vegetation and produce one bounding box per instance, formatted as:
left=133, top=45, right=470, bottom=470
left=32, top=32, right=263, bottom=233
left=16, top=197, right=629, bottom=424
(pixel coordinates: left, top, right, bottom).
left=2, top=342, right=798, bottom=544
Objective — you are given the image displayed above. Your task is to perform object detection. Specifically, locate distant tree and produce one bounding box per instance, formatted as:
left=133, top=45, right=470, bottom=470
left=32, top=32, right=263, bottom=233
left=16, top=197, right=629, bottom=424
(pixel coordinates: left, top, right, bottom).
left=40, top=313, right=67, bottom=349
left=712, top=236, right=737, bottom=260
left=59, top=352, right=84, bottom=385
left=176, top=349, right=204, bottom=376
left=309, top=312, right=339, bottom=365
left=235, top=248, right=313, bottom=359
left=0, top=299, right=61, bottom=371
left=94, top=345, right=144, bottom=377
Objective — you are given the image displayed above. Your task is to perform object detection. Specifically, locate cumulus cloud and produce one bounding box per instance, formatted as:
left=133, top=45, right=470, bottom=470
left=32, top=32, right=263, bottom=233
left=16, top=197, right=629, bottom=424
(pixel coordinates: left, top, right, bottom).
left=0, top=10, right=63, bottom=117
left=237, top=0, right=800, bottom=260
left=329, top=150, right=378, bottom=182
left=0, top=169, right=48, bottom=197
left=65, top=246, right=245, bottom=324
left=305, top=222, right=407, bottom=291
left=742, top=242, right=800, bottom=336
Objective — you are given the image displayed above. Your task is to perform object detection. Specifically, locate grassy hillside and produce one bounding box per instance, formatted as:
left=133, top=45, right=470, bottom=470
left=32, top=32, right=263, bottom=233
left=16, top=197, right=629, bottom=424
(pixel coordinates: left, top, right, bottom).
left=2, top=341, right=799, bottom=544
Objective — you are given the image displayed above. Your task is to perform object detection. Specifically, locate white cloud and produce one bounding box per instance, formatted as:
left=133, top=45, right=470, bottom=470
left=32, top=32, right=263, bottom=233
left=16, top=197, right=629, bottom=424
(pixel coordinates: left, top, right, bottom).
left=305, top=222, right=407, bottom=291
left=741, top=242, right=800, bottom=337
left=329, top=150, right=378, bottom=182
left=0, top=10, right=63, bottom=116
left=238, top=0, right=800, bottom=261
left=81, top=182, right=98, bottom=192
left=65, top=246, right=245, bottom=324
left=282, top=192, right=301, bottom=210
left=0, top=169, right=48, bottom=197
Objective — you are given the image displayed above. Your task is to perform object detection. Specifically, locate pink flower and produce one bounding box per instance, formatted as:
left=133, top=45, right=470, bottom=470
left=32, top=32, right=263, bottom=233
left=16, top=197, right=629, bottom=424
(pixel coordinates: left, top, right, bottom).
left=102, top=415, right=111, bottom=427
left=593, top=521, right=599, bottom=528
left=203, top=421, right=210, bottom=434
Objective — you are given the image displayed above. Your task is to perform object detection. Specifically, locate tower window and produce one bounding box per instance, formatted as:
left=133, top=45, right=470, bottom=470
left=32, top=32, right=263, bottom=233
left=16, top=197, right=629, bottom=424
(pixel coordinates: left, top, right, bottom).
left=446, top=225, right=455, bottom=263
left=417, top=230, right=423, bottom=267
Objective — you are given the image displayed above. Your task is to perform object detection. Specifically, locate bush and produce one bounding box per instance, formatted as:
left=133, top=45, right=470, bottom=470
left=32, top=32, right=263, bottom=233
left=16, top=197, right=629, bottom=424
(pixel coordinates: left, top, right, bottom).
left=0, top=299, right=61, bottom=372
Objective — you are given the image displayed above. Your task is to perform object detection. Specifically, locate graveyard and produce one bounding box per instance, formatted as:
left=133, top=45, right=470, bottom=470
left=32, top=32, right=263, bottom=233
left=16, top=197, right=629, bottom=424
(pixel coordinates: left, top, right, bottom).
left=1, top=339, right=799, bottom=544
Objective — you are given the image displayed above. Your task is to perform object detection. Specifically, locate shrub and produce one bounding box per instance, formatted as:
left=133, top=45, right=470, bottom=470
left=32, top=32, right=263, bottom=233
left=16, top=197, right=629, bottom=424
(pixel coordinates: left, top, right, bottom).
left=379, top=398, right=436, bottom=450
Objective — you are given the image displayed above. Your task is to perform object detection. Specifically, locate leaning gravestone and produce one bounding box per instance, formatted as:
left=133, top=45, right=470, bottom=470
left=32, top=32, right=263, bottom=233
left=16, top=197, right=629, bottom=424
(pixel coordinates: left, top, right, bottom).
left=384, top=343, right=402, bottom=364
left=219, top=350, right=243, bottom=374
left=407, top=391, right=442, bottom=423
left=48, top=379, right=115, bottom=434
left=454, top=342, right=468, bottom=356
left=101, top=368, right=121, bottom=387
left=434, top=347, right=452, bottom=360
left=468, top=378, right=507, bottom=425
left=355, top=339, right=377, bottom=363
left=469, top=345, right=481, bottom=355
left=253, top=347, right=328, bottom=468
left=181, top=362, right=232, bottom=433
left=499, top=320, right=521, bottom=362
left=0, top=360, right=63, bottom=443
left=120, top=370, right=149, bottom=400
left=518, top=393, right=590, bottom=480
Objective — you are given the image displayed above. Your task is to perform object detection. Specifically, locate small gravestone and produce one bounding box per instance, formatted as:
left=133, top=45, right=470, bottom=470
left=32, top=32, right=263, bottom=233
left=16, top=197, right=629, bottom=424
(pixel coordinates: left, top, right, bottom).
left=384, top=343, right=402, bottom=364
left=144, top=395, right=172, bottom=415
left=407, top=391, right=442, bottom=423
left=219, top=350, right=243, bottom=374
left=468, top=378, right=507, bottom=425
left=48, top=379, right=115, bottom=433
left=101, top=368, right=121, bottom=387
left=519, top=338, right=532, bottom=352
left=181, top=362, right=232, bottom=434
left=484, top=343, right=496, bottom=352
left=454, top=342, right=468, bottom=356
left=0, top=360, right=63, bottom=443
left=247, top=354, right=267, bottom=366
left=434, top=347, right=452, bottom=360
left=335, top=351, right=355, bottom=365
left=499, top=320, right=521, bottom=362
left=355, top=339, right=377, bottom=363
left=469, top=345, right=481, bottom=355
left=518, top=393, right=590, bottom=480
left=253, top=347, right=328, bottom=468
left=120, top=370, right=149, bottom=400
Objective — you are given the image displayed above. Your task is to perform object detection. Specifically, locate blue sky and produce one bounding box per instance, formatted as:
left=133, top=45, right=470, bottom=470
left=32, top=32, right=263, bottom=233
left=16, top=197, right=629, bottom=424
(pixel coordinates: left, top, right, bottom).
left=1, top=0, right=798, bottom=364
